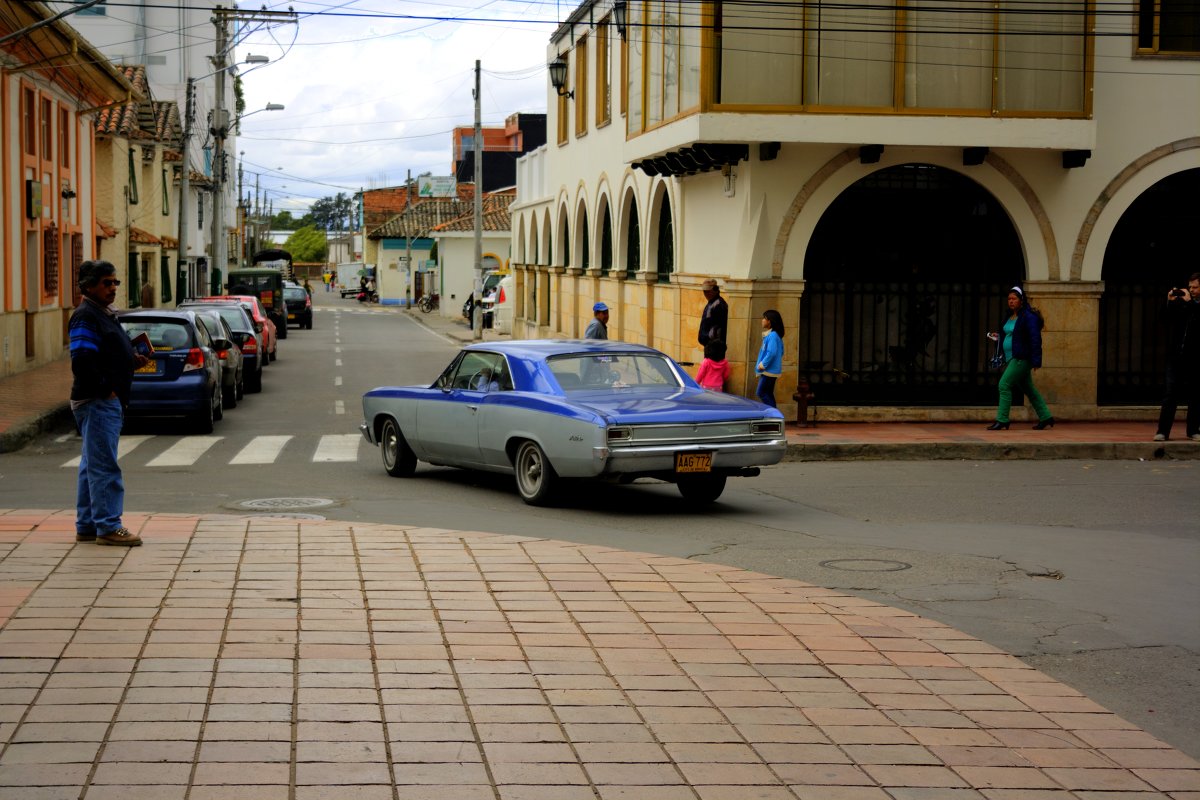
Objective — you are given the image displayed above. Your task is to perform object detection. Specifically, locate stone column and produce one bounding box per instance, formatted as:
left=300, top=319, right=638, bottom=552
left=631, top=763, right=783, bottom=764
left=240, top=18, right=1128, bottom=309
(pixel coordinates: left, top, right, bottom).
left=1024, top=280, right=1104, bottom=420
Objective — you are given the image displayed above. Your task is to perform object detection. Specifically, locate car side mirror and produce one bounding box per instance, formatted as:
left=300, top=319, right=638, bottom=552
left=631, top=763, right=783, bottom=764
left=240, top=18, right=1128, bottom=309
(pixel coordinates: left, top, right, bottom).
left=212, top=338, right=233, bottom=351
left=254, top=322, right=264, bottom=333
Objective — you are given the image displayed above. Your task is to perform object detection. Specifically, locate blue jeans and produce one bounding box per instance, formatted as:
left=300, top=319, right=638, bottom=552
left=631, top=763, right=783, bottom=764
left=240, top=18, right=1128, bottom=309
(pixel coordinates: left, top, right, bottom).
left=73, top=397, right=125, bottom=535
left=756, top=376, right=777, bottom=407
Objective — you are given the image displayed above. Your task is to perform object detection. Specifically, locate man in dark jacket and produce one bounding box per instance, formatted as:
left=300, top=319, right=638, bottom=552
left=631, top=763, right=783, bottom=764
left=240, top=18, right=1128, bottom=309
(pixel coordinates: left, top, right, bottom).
left=1154, top=272, right=1200, bottom=442
left=698, top=279, right=728, bottom=347
left=69, top=260, right=149, bottom=546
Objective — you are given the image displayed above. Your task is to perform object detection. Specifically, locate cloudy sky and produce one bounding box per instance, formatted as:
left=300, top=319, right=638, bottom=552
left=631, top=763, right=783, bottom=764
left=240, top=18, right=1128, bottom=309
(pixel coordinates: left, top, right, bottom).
left=234, top=0, right=565, bottom=216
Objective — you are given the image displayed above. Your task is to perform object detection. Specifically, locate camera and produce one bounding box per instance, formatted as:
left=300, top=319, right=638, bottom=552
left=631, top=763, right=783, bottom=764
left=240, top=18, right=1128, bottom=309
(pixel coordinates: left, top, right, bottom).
left=1170, top=288, right=1186, bottom=299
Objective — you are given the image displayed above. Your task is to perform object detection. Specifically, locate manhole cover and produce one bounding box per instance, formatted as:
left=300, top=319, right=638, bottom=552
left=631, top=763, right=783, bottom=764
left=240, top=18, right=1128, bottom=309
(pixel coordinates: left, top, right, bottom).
left=237, top=497, right=335, bottom=510
left=819, top=558, right=912, bottom=572
left=241, top=512, right=327, bottom=521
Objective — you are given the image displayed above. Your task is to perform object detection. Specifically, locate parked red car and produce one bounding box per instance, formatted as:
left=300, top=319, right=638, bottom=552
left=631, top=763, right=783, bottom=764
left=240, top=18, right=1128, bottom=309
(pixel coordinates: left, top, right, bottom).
left=194, top=295, right=278, bottom=362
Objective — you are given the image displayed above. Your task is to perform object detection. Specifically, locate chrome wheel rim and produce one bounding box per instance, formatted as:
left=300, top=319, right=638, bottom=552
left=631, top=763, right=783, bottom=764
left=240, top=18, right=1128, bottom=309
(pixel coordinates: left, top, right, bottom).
left=383, top=423, right=398, bottom=470
left=517, top=445, right=542, bottom=495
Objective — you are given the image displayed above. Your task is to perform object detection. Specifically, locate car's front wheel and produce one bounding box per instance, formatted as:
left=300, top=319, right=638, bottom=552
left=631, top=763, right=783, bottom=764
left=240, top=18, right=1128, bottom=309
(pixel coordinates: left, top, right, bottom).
left=676, top=474, right=727, bottom=505
left=514, top=440, right=557, bottom=506
left=380, top=418, right=417, bottom=477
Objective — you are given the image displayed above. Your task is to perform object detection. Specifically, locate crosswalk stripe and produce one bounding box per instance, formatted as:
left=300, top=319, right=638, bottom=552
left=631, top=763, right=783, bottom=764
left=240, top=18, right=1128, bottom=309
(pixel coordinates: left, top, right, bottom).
left=335, top=400, right=345, bottom=415
left=61, top=435, right=154, bottom=468
left=146, top=436, right=223, bottom=467
left=313, top=434, right=361, bottom=462
left=230, top=435, right=292, bottom=465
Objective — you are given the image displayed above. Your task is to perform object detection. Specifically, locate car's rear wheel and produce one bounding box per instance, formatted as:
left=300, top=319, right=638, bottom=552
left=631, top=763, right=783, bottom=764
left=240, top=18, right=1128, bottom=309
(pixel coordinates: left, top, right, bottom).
left=235, top=369, right=245, bottom=400
left=193, top=390, right=216, bottom=434
left=676, top=474, right=727, bottom=505
left=514, top=440, right=557, bottom=506
left=222, top=376, right=237, bottom=409
left=247, top=364, right=262, bottom=393
left=213, top=385, right=224, bottom=422
left=380, top=418, right=417, bottom=477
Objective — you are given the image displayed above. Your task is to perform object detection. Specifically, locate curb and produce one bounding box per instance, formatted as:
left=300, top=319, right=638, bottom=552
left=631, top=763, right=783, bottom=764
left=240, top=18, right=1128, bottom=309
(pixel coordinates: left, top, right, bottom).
left=784, top=440, right=1200, bottom=461
left=0, top=403, right=73, bottom=454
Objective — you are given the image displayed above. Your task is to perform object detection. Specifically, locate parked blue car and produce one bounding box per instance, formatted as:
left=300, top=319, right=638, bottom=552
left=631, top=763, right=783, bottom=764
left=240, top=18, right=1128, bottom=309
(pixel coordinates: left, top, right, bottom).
left=118, top=310, right=225, bottom=433
left=361, top=340, right=787, bottom=505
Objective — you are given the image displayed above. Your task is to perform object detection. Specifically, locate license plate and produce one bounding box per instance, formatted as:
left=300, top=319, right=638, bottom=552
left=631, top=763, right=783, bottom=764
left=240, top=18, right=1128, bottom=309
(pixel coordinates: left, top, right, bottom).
left=136, top=360, right=160, bottom=374
left=675, top=452, right=712, bottom=473
left=287, top=313, right=296, bottom=320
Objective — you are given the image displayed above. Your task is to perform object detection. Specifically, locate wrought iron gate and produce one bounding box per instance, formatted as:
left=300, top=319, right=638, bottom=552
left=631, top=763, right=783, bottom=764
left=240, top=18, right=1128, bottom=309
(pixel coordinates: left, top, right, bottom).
left=799, top=281, right=1013, bottom=405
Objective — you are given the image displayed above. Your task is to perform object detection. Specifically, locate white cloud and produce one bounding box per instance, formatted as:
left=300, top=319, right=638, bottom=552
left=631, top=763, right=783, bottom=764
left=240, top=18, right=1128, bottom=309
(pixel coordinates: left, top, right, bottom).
left=235, top=0, right=561, bottom=214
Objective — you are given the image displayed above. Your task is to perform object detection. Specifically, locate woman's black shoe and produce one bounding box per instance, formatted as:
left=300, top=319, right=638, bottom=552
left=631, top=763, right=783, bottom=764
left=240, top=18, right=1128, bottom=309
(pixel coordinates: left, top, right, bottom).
left=986, top=422, right=1010, bottom=430
left=1032, top=417, right=1055, bottom=430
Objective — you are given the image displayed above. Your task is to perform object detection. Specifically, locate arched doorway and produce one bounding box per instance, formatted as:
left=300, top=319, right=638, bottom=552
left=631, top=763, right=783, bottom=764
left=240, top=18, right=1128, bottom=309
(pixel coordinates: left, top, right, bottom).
left=800, top=164, right=1024, bottom=405
left=1098, top=168, right=1200, bottom=405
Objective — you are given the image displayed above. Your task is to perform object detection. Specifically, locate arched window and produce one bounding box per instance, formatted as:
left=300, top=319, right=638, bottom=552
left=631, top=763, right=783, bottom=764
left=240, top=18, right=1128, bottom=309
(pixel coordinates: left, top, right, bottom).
left=599, top=205, right=613, bottom=275
left=561, top=218, right=570, bottom=267
left=580, top=210, right=590, bottom=271
left=625, top=201, right=640, bottom=278
left=656, top=194, right=673, bottom=283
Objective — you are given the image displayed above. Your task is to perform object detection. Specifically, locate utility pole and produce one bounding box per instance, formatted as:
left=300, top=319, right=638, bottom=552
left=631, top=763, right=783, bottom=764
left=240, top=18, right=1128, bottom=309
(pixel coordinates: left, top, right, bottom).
left=405, top=168, right=412, bottom=310
left=209, top=5, right=297, bottom=291
left=210, top=9, right=230, bottom=293
left=472, top=59, right=483, bottom=340
left=177, top=77, right=195, bottom=300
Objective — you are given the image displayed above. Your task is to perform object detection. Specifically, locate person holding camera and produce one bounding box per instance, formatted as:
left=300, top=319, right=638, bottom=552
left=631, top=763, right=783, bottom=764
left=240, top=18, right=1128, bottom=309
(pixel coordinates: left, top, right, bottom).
left=1154, top=272, right=1200, bottom=442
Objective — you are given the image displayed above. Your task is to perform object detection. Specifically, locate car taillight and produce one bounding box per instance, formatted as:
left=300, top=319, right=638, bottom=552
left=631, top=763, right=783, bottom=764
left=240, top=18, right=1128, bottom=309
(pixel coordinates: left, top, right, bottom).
left=498, top=287, right=506, bottom=303
left=182, top=348, right=205, bottom=372
left=216, top=349, right=229, bottom=361
left=241, top=338, right=258, bottom=353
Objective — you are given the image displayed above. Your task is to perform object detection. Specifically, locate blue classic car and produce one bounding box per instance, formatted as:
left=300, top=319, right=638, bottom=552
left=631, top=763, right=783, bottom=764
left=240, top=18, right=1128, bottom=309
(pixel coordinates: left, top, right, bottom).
left=360, top=340, right=787, bottom=505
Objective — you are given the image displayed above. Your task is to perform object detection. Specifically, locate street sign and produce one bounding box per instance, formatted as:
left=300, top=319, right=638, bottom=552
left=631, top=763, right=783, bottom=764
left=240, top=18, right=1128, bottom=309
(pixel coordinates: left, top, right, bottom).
left=418, top=176, right=456, bottom=198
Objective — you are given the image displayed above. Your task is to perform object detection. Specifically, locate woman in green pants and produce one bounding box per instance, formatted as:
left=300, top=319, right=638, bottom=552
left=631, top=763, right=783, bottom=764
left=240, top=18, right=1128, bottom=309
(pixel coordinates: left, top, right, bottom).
left=988, top=286, right=1054, bottom=430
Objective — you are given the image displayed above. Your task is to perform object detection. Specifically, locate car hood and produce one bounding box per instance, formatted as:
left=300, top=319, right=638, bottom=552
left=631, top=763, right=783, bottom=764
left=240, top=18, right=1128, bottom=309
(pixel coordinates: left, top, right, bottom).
left=567, top=388, right=782, bottom=424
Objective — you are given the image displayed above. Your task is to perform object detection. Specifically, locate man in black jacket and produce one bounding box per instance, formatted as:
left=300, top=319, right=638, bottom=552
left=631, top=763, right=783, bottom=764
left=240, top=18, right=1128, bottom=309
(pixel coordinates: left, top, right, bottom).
left=69, top=260, right=149, bottom=546
left=698, top=279, right=728, bottom=348
left=1155, top=272, right=1200, bottom=442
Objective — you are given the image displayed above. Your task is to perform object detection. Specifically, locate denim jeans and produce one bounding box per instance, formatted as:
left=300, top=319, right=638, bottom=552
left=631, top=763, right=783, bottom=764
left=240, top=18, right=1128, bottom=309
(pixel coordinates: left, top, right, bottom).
left=73, top=397, right=125, bottom=535
left=756, top=376, right=778, bottom=407
left=996, top=358, right=1051, bottom=424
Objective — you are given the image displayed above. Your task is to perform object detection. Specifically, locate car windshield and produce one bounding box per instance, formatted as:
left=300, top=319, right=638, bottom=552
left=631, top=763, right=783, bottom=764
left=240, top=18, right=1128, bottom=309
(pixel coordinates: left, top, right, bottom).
left=120, top=320, right=193, bottom=350
left=547, top=353, right=681, bottom=391
left=181, top=304, right=249, bottom=331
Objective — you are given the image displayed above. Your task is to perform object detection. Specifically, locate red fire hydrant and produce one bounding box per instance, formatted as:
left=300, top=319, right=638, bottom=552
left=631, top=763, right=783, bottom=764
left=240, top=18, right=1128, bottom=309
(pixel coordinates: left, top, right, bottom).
left=793, top=377, right=816, bottom=427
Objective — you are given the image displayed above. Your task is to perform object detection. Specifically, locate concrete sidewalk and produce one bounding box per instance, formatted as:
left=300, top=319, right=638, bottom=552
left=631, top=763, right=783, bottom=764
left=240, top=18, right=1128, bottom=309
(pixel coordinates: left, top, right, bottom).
left=1, top=509, right=1197, bottom=799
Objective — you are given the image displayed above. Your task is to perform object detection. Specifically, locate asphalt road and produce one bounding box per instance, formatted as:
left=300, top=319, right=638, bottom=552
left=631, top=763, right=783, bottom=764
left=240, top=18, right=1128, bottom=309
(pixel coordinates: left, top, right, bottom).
left=3, top=292, right=1197, bottom=759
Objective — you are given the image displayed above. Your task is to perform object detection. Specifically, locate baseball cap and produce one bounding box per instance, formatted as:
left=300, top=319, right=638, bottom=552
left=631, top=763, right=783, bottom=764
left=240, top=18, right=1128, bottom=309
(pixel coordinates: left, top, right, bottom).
left=593, top=302, right=609, bottom=312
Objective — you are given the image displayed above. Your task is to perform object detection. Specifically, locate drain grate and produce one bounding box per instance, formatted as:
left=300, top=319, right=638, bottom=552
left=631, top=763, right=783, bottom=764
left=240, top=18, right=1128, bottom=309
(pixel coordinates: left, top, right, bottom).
left=237, top=497, right=335, bottom=510
left=819, top=558, right=912, bottom=572
left=241, top=512, right=327, bottom=521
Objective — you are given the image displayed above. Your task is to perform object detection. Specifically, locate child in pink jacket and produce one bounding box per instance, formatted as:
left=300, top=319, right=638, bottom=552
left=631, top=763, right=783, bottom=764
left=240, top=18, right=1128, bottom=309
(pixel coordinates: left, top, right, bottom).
left=696, top=340, right=730, bottom=392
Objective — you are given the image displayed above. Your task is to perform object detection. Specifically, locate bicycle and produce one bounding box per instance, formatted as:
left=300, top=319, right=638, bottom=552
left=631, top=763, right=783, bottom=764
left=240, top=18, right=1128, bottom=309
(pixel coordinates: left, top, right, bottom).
left=417, top=293, right=439, bottom=313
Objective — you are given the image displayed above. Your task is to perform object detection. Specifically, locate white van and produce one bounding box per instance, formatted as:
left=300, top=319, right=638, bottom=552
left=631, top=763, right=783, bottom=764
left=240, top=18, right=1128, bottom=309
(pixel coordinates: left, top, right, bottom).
left=482, top=275, right=515, bottom=334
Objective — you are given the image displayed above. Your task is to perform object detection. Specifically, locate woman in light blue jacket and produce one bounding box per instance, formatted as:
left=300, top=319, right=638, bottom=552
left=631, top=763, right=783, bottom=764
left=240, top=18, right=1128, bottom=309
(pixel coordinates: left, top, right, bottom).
left=756, top=309, right=785, bottom=407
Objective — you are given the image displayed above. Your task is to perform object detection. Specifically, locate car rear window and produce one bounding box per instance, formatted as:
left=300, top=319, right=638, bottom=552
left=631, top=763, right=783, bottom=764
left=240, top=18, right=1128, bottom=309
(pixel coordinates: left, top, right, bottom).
left=284, top=287, right=307, bottom=301
left=181, top=304, right=250, bottom=332
left=120, top=320, right=193, bottom=351
left=547, top=353, right=681, bottom=391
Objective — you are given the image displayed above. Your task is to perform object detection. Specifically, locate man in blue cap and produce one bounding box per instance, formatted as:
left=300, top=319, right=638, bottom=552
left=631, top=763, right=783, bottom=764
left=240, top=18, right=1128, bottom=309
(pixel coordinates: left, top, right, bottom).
left=585, top=301, right=609, bottom=340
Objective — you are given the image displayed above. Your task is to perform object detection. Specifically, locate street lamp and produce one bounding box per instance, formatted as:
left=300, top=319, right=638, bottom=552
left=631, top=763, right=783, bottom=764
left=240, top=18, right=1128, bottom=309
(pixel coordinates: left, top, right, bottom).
left=548, top=56, right=572, bottom=99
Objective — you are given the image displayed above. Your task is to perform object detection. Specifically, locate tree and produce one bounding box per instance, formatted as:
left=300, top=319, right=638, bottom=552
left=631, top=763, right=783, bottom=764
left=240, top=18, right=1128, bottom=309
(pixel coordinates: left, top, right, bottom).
left=283, top=226, right=327, bottom=262
left=270, top=210, right=298, bottom=230
left=310, top=193, right=353, bottom=232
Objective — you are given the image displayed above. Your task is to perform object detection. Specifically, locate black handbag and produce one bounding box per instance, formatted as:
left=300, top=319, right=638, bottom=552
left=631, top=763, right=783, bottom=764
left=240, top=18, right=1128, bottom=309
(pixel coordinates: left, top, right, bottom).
left=989, top=338, right=1006, bottom=371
